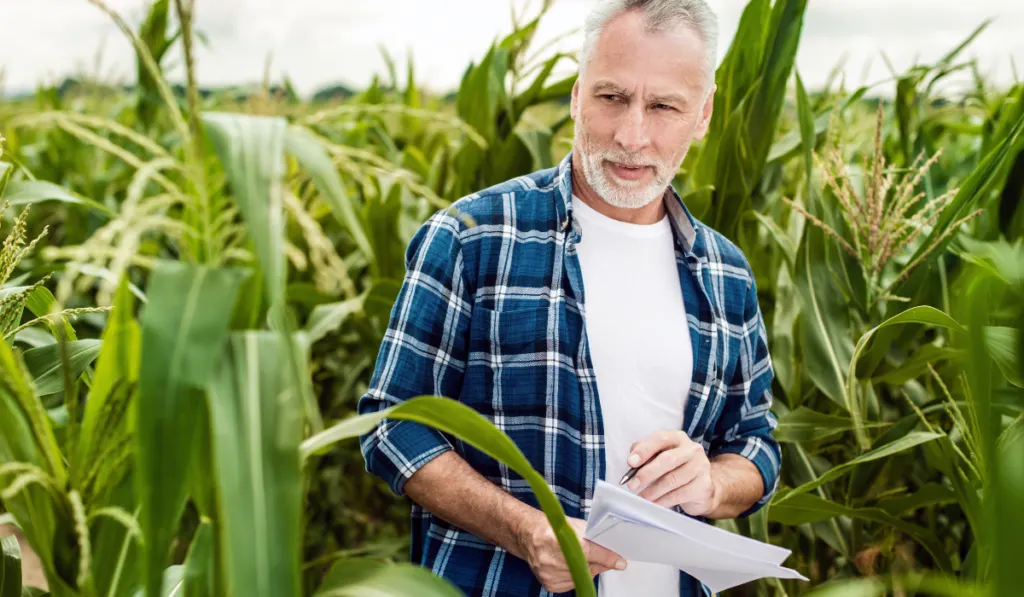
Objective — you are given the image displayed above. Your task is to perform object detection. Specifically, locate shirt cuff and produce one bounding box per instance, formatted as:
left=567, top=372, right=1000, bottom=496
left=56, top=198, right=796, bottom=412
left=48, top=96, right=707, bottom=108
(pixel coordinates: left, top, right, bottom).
left=364, top=418, right=455, bottom=497
left=715, top=436, right=780, bottom=517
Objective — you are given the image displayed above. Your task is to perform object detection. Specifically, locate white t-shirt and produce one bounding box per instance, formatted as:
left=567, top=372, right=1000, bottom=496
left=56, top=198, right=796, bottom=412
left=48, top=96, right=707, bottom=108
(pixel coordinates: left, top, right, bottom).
left=571, top=194, right=694, bottom=597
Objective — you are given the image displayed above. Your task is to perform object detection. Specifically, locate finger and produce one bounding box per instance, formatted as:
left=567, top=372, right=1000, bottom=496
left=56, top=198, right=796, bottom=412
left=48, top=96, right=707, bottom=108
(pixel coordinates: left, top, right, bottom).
left=654, top=482, right=702, bottom=509
left=628, top=443, right=700, bottom=492
left=639, top=461, right=700, bottom=502
left=584, top=539, right=626, bottom=571
left=627, top=430, right=683, bottom=469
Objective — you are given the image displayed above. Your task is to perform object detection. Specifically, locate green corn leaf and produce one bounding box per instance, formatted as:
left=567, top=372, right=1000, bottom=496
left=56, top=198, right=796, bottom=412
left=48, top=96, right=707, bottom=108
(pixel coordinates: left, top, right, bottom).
left=0, top=336, right=65, bottom=482
left=766, top=112, right=829, bottom=167
left=24, top=286, right=77, bottom=343
left=746, top=0, right=808, bottom=175
left=302, top=396, right=595, bottom=597
left=773, top=407, right=858, bottom=444
left=181, top=521, right=215, bottom=597
left=23, top=340, right=101, bottom=396
left=794, top=219, right=854, bottom=409
left=313, top=558, right=463, bottom=597
left=794, top=70, right=815, bottom=189
left=3, top=180, right=115, bottom=218
left=984, top=326, right=1022, bottom=387
left=1, top=535, right=22, bottom=597
left=76, top=278, right=140, bottom=505
left=895, top=86, right=1024, bottom=300
left=514, top=127, right=555, bottom=171
left=768, top=492, right=951, bottom=571
left=747, top=210, right=796, bottom=268
left=871, top=344, right=964, bottom=385
left=136, top=261, right=247, bottom=597
left=305, top=295, right=366, bottom=345
left=284, top=125, right=375, bottom=266
left=994, top=428, right=1024, bottom=594
left=846, top=306, right=964, bottom=444
left=777, top=431, right=943, bottom=500
left=205, top=332, right=305, bottom=597
left=132, top=566, right=183, bottom=597
left=876, top=482, right=958, bottom=516
left=202, top=113, right=286, bottom=306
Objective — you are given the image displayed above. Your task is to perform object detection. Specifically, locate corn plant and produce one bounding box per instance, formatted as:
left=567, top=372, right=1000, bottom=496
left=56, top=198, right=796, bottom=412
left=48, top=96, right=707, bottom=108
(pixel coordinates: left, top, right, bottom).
left=0, top=4, right=597, bottom=597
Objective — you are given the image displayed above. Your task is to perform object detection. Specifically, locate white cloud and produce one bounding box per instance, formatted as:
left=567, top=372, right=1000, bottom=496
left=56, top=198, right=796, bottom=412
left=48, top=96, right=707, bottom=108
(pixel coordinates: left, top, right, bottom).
left=1, top=0, right=1020, bottom=97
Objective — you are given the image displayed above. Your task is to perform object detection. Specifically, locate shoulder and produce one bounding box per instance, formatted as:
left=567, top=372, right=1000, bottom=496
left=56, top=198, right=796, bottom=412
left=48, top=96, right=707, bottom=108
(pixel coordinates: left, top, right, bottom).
left=422, top=164, right=562, bottom=241
left=692, top=216, right=755, bottom=293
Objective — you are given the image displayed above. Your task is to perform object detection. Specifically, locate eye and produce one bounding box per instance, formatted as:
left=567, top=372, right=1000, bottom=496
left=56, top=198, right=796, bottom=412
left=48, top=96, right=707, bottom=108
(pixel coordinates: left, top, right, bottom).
left=653, top=103, right=673, bottom=111
left=599, top=94, right=621, bottom=103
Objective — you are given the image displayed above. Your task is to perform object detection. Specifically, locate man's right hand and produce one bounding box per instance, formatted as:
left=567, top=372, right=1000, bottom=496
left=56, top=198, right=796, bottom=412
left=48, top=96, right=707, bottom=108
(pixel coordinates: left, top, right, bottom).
left=517, top=512, right=626, bottom=594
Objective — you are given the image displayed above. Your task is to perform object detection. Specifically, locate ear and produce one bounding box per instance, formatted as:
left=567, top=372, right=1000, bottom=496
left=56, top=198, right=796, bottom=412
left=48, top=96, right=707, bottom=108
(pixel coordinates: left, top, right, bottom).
left=570, top=78, right=580, bottom=121
left=693, top=84, right=716, bottom=140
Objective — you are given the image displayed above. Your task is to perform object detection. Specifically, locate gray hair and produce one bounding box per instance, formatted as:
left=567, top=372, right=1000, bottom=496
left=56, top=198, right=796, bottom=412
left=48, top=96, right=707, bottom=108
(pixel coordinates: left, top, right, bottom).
left=578, top=0, right=719, bottom=87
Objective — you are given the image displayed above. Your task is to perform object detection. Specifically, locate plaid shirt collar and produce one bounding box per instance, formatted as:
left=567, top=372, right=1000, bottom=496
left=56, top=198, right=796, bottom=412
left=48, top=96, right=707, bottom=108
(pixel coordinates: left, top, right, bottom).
left=552, top=150, right=701, bottom=257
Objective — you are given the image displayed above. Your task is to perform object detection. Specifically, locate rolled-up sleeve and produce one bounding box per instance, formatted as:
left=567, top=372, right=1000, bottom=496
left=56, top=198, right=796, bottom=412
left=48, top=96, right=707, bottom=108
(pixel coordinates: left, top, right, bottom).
left=357, top=208, right=473, bottom=496
left=711, top=273, right=781, bottom=517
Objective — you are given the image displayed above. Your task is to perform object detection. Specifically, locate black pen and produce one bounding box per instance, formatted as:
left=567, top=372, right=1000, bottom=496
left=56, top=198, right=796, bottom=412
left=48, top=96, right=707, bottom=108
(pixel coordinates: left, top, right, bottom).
left=619, top=466, right=640, bottom=486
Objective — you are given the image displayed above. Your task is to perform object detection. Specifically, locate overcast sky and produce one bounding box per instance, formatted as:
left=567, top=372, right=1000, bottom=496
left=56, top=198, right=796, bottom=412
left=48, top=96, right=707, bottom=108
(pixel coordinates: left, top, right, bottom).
left=1, top=0, right=1022, bottom=98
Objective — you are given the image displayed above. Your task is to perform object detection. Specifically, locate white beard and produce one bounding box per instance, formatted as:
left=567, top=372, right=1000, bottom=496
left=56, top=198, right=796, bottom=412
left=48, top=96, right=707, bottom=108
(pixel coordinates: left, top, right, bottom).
left=574, top=122, right=682, bottom=209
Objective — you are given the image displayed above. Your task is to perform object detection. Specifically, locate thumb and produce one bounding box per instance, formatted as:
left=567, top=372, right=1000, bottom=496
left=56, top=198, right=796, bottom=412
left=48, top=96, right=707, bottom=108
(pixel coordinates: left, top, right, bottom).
left=584, top=540, right=626, bottom=572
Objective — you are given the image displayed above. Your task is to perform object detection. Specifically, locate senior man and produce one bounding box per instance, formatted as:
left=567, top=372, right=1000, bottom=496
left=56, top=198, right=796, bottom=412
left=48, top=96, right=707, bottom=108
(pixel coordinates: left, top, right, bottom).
left=357, top=0, right=781, bottom=595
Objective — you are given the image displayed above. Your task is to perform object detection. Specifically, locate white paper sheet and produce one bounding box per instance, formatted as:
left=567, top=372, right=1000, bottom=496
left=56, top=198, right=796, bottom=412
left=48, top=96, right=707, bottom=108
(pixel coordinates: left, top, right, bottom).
left=584, top=480, right=808, bottom=593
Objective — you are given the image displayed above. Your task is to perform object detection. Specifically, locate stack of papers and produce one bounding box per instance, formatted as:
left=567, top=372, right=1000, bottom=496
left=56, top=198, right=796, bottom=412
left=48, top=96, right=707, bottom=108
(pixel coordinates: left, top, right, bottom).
left=584, top=480, right=808, bottom=594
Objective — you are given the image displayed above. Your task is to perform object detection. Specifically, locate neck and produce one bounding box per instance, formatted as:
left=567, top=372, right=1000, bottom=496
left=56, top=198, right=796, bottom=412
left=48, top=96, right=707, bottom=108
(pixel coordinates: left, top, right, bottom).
left=570, top=150, right=667, bottom=225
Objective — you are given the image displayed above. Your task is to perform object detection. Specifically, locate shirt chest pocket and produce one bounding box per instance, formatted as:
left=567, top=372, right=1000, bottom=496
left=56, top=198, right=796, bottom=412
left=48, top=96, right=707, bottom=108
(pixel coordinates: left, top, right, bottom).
left=462, top=305, right=558, bottom=413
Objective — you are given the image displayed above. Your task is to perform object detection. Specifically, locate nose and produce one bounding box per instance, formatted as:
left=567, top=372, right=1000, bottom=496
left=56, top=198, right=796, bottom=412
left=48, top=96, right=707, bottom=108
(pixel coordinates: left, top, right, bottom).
left=613, top=101, right=650, bottom=154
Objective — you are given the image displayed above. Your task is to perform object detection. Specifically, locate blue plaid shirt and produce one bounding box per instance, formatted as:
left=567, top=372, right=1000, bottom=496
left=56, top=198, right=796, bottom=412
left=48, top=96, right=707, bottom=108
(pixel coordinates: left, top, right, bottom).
left=358, top=150, right=781, bottom=597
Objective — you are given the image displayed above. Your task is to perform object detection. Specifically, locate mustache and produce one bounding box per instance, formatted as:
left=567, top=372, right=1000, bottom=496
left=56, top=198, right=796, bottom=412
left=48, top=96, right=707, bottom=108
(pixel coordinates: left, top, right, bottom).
left=594, top=150, right=658, bottom=169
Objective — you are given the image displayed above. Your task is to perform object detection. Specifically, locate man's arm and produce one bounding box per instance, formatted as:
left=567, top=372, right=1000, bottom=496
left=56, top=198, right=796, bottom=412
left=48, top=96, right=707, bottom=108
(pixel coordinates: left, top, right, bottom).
left=357, top=209, right=469, bottom=496
left=708, top=269, right=782, bottom=516
left=403, top=446, right=626, bottom=593
left=403, top=451, right=537, bottom=561
left=624, top=268, right=781, bottom=519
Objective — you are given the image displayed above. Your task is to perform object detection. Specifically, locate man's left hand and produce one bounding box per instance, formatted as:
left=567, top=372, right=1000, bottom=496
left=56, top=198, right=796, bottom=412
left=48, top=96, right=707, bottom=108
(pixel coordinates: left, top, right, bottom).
left=624, top=430, right=719, bottom=517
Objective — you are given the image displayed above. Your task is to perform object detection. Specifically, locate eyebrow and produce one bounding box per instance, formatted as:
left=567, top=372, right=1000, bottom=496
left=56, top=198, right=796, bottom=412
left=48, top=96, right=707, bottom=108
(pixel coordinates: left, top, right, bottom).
left=591, top=80, right=688, bottom=108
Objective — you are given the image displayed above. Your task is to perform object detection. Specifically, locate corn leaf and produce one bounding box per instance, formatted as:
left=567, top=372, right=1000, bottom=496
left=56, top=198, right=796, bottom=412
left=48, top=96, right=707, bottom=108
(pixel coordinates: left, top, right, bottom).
left=205, top=332, right=305, bottom=597
left=846, top=306, right=965, bottom=440
left=23, top=286, right=77, bottom=343
left=136, top=260, right=248, bottom=597
left=284, top=125, right=375, bottom=265
left=22, top=339, right=101, bottom=396
left=773, top=407, right=857, bottom=443
left=202, top=113, right=286, bottom=306
left=795, top=219, right=854, bottom=409
left=313, top=558, right=462, bottom=597
left=0, top=535, right=21, bottom=597
left=181, top=521, right=215, bottom=597
left=305, top=295, right=366, bottom=345
left=302, top=396, right=595, bottom=597
left=3, top=180, right=115, bottom=218
left=132, top=566, right=184, bottom=597
left=871, top=344, right=964, bottom=385
left=747, top=0, right=808, bottom=175
left=876, top=482, right=958, bottom=516
left=895, top=87, right=1024, bottom=302
left=984, top=326, right=1022, bottom=387
left=778, top=431, right=943, bottom=500
left=768, top=492, right=951, bottom=571
left=77, top=278, right=139, bottom=483
left=994, top=428, right=1024, bottom=594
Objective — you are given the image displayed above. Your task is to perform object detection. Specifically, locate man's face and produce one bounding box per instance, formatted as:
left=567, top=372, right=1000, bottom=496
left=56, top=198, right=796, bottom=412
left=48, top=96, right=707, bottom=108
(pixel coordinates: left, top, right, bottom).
left=571, top=10, right=715, bottom=209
